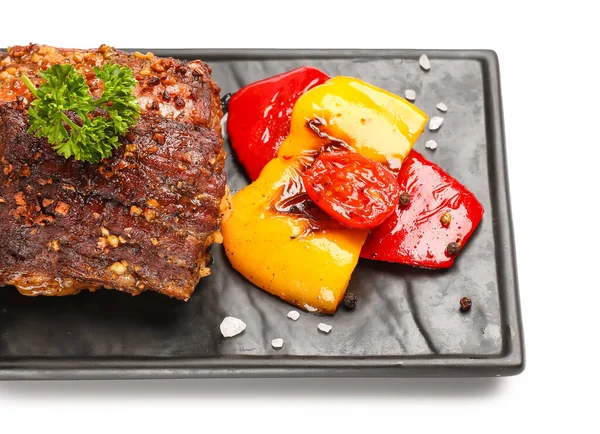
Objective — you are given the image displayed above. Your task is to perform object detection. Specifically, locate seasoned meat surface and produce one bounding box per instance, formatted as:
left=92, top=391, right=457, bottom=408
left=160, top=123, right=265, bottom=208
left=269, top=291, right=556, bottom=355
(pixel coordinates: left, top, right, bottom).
left=0, top=45, right=227, bottom=300
left=0, top=44, right=222, bottom=132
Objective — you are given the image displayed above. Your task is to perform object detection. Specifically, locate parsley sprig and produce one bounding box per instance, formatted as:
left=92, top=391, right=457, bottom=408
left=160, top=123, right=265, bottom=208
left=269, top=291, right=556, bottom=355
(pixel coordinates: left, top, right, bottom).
left=22, top=63, right=140, bottom=163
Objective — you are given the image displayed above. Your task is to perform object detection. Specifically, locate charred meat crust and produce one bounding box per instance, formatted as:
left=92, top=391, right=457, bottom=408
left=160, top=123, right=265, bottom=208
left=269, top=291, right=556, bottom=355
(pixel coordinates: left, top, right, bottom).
left=0, top=44, right=223, bottom=133
left=0, top=45, right=226, bottom=300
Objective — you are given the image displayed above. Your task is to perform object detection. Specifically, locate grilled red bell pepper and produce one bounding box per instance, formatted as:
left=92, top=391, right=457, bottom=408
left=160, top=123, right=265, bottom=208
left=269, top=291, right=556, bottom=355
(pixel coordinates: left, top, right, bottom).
left=360, top=151, right=484, bottom=268
left=227, top=66, right=330, bottom=181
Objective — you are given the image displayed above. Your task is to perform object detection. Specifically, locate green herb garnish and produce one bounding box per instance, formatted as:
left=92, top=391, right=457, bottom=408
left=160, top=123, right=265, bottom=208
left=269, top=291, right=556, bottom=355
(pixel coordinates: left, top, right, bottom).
left=22, top=63, right=140, bottom=163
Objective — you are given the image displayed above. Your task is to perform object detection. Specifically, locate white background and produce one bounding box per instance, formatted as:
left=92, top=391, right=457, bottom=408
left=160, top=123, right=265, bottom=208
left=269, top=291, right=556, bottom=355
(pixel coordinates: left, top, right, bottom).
left=1, top=1, right=598, bottom=432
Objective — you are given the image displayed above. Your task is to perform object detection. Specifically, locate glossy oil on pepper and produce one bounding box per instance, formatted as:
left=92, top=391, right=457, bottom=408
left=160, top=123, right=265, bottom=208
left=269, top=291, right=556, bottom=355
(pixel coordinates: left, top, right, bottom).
left=226, top=66, right=330, bottom=181
left=222, top=76, right=428, bottom=313
left=360, top=151, right=484, bottom=269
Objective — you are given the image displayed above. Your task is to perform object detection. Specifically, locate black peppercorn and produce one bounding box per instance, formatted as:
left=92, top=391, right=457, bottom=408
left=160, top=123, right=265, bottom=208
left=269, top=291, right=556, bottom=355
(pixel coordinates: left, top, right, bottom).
left=343, top=292, right=357, bottom=310
left=459, top=297, right=472, bottom=312
left=446, top=241, right=461, bottom=256
left=399, top=192, right=411, bottom=206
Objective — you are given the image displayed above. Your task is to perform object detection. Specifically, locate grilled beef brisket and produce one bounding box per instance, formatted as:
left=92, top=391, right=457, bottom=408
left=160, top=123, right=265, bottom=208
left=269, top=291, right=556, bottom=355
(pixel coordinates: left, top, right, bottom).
left=0, top=45, right=227, bottom=300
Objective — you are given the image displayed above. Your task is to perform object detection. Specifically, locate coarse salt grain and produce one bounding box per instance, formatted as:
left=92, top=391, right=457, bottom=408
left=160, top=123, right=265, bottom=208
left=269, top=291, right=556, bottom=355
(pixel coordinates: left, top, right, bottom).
left=220, top=316, right=246, bottom=338
left=404, top=89, right=416, bottom=101
left=271, top=338, right=284, bottom=349
left=425, top=139, right=438, bottom=150
left=419, top=54, right=431, bottom=71
left=437, top=102, right=448, bottom=112
left=429, top=116, right=444, bottom=131
left=304, top=304, right=318, bottom=312
left=287, top=310, right=300, bottom=321
left=317, top=323, right=332, bottom=334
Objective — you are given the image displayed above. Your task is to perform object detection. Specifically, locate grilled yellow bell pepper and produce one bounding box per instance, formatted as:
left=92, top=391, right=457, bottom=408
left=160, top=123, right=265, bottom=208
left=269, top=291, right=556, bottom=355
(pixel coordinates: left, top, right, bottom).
left=221, top=76, right=428, bottom=314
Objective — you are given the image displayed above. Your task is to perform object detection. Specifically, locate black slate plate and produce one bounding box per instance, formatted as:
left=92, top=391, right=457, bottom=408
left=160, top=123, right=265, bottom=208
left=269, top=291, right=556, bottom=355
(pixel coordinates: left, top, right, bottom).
left=0, top=49, right=524, bottom=379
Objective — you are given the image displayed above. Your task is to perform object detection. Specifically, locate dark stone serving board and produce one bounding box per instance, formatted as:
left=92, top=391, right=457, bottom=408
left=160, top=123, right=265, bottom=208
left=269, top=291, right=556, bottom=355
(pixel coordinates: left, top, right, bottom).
left=0, top=49, right=524, bottom=379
